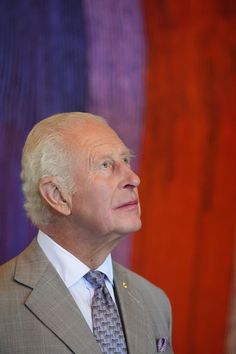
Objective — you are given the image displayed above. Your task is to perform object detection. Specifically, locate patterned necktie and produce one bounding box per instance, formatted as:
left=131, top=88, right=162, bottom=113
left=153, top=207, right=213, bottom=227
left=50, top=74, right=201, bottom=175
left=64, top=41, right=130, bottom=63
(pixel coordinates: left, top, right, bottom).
left=84, top=270, right=128, bottom=354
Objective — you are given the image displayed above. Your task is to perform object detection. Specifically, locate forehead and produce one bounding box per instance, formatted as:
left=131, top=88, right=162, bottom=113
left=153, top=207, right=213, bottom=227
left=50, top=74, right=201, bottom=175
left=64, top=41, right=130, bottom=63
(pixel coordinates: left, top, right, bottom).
left=65, top=120, right=129, bottom=156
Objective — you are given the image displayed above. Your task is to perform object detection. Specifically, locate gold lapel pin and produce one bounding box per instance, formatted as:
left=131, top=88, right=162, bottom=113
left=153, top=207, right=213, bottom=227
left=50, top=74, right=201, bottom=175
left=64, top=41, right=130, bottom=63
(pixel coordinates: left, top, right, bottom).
left=122, top=281, right=128, bottom=289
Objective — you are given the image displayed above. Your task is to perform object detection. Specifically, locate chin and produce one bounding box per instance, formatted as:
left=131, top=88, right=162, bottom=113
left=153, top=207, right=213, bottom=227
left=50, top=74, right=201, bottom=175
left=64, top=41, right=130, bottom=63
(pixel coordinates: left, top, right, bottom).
left=117, top=219, right=142, bottom=235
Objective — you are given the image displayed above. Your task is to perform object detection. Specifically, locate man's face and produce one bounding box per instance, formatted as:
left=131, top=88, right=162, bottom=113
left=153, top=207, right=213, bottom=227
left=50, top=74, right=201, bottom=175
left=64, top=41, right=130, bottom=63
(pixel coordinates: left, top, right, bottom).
left=68, top=120, right=141, bottom=241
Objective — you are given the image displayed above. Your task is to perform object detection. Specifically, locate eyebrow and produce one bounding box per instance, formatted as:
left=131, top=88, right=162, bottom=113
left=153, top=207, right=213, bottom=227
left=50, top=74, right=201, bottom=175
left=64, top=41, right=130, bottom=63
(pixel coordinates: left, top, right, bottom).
left=96, top=149, right=135, bottom=161
left=121, top=148, right=135, bottom=158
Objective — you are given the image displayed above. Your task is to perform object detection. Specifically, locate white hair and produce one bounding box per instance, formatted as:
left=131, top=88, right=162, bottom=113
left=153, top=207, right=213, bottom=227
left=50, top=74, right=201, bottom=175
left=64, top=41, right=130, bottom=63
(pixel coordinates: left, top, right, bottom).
left=21, top=112, right=106, bottom=225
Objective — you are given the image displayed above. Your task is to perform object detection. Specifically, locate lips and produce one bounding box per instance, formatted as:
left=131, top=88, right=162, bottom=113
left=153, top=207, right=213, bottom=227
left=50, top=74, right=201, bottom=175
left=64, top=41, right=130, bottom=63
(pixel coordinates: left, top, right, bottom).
left=115, top=200, right=138, bottom=209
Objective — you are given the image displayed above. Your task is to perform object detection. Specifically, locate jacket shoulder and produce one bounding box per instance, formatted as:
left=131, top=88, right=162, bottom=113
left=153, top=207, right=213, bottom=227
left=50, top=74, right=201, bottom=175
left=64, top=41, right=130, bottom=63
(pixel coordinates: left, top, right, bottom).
left=0, top=256, right=17, bottom=281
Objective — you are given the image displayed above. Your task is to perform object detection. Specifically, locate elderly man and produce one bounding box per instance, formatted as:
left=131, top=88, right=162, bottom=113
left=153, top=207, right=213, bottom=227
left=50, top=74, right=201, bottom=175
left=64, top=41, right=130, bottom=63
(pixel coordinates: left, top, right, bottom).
left=0, top=112, right=173, bottom=354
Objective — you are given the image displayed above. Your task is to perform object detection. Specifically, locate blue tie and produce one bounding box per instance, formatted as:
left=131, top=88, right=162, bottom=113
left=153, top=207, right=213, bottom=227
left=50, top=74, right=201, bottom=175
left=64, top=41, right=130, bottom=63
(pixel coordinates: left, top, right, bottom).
left=84, top=270, right=128, bottom=354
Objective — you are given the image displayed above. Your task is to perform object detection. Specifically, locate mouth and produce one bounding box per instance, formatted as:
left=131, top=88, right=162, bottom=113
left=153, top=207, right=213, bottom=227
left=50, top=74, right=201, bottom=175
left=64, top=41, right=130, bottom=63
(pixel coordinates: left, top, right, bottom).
left=115, top=200, right=139, bottom=210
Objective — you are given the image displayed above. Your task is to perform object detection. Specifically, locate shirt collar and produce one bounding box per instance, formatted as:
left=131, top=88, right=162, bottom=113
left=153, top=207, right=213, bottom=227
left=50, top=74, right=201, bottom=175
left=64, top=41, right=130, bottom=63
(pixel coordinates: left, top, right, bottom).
left=37, top=230, right=114, bottom=288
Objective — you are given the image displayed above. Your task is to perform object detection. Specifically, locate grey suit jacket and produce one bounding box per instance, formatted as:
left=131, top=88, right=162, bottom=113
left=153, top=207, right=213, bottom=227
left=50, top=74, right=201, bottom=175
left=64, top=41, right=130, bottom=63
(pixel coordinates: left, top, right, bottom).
left=0, top=239, right=174, bottom=354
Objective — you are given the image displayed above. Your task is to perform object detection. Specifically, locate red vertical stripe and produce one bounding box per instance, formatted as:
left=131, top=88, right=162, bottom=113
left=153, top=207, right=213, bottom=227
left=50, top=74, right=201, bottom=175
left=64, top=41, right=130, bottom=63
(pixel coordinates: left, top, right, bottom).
left=132, top=1, right=236, bottom=353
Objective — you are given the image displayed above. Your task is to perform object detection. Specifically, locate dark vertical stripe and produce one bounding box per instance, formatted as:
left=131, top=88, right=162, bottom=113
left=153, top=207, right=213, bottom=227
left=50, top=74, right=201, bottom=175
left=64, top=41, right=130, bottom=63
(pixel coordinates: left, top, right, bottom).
left=0, top=0, right=87, bottom=264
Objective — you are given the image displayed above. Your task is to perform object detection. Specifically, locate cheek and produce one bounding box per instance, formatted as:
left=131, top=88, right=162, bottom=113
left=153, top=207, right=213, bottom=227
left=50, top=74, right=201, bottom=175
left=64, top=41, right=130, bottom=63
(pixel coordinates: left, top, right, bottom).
left=77, top=177, right=116, bottom=216
left=86, top=187, right=114, bottom=216
left=93, top=189, right=116, bottom=221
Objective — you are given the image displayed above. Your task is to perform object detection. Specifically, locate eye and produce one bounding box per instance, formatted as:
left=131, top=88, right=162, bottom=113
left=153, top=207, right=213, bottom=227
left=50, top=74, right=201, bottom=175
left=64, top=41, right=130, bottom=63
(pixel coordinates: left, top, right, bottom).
left=123, top=156, right=131, bottom=165
left=101, top=161, right=111, bottom=169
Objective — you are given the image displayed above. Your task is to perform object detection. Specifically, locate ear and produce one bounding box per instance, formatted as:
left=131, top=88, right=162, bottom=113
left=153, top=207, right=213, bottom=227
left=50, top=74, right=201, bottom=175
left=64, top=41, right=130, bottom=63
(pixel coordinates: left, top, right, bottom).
left=39, top=176, right=72, bottom=216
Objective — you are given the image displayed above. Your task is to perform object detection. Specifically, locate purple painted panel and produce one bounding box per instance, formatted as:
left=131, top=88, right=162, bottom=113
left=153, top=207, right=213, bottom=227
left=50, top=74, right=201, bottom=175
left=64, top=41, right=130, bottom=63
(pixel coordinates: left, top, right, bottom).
left=83, top=0, right=146, bottom=267
left=0, top=0, right=88, bottom=264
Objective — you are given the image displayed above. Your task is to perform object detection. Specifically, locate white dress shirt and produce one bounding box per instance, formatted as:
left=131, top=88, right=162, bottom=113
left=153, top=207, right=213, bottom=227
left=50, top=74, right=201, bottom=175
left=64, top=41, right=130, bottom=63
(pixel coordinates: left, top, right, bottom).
left=37, top=230, right=116, bottom=331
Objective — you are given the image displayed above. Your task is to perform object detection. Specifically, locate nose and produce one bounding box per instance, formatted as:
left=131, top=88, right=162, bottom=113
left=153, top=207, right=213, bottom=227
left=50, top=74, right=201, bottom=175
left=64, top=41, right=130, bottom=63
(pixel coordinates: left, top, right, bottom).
left=118, top=163, right=140, bottom=189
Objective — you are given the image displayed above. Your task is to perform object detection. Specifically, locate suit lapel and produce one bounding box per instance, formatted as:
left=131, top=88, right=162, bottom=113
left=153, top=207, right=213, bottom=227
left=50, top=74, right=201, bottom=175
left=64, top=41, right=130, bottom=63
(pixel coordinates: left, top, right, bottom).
left=113, top=263, right=151, bottom=354
left=14, top=239, right=102, bottom=354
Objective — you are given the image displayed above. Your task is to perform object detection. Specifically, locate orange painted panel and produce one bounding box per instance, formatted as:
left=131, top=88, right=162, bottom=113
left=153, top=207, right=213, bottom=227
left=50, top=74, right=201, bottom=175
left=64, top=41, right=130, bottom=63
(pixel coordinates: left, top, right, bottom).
left=132, top=1, right=236, bottom=353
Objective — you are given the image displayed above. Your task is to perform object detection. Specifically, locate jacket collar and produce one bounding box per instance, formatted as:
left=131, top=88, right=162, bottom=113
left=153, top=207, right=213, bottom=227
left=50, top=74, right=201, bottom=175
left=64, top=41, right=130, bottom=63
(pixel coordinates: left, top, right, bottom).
left=14, top=239, right=102, bottom=354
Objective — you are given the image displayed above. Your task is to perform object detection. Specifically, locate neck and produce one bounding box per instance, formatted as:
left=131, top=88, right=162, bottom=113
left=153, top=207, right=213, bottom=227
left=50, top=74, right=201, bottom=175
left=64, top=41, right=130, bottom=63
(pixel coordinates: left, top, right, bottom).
left=38, top=224, right=121, bottom=269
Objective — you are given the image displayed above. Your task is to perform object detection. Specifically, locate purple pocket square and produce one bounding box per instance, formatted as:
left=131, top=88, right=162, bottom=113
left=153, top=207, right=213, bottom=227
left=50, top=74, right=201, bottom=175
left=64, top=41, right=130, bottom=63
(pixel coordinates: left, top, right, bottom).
left=156, top=337, right=169, bottom=352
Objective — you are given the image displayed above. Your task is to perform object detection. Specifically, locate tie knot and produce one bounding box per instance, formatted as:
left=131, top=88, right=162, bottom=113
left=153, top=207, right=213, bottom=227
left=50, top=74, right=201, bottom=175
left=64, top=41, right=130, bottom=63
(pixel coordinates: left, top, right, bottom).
left=84, top=270, right=106, bottom=288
